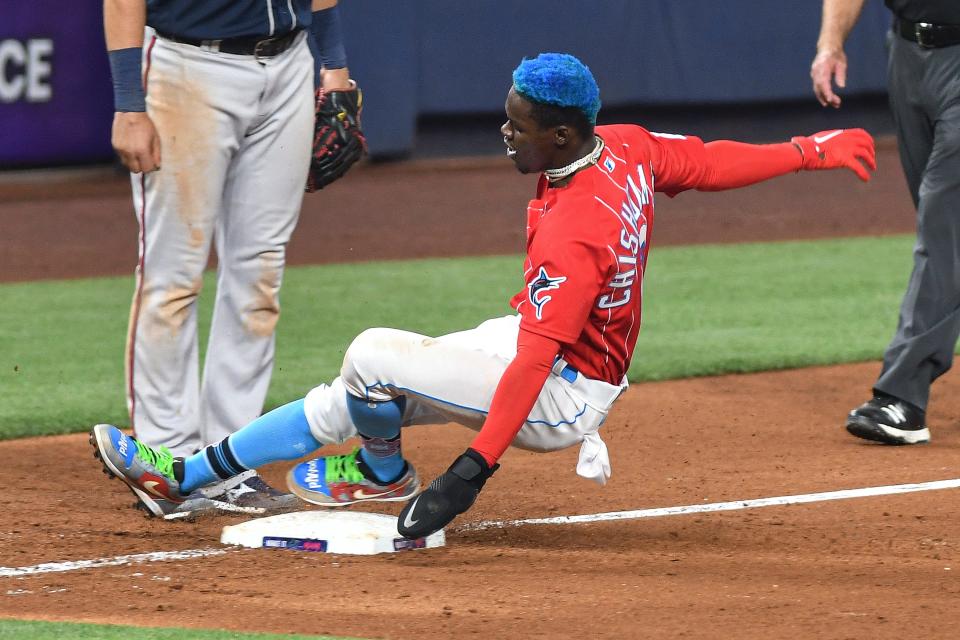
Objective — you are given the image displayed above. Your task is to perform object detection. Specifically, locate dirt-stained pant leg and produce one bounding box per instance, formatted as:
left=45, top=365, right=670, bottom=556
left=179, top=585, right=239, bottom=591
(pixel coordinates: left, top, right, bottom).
left=200, top=36, right=314, bottom=447
left=302, top=317, right=624, bottom=480
left=875, top=34, right=960, bottom=410
left=128, top=35, right=312, bottom=456
left=128, top=36, right=237, bottom=456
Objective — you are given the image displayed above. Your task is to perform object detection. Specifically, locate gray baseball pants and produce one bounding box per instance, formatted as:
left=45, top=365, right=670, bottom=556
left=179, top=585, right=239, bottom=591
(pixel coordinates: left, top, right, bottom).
left=875, top=30, right=960, bottom=411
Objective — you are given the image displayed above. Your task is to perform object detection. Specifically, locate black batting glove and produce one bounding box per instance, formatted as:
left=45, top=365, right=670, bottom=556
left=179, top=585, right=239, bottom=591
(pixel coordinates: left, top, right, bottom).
left=397, top=448, right=498, bottom=539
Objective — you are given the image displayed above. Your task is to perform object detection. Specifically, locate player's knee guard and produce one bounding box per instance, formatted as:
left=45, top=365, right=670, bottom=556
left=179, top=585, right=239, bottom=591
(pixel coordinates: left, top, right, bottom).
left=345, top=392, right=405, bottom=439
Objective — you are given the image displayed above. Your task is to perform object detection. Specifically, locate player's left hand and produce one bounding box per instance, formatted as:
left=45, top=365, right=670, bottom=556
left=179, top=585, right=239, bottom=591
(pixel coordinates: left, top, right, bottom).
left=397, top=449, right=499, bottom=539
left=791, top=128, right=876, bottom=182
left=305, top=80, right=367, bottom=192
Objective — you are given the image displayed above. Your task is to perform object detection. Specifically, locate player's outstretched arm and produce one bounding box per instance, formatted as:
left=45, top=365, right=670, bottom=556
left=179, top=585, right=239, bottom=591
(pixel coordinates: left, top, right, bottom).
left=695, top=128, right=876, bottom=191
left=397, top=329, right=560, bottom=539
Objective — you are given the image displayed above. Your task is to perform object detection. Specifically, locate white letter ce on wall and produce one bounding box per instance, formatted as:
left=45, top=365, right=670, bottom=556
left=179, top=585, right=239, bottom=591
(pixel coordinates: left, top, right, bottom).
left=0, top=38, right=53, bottom=103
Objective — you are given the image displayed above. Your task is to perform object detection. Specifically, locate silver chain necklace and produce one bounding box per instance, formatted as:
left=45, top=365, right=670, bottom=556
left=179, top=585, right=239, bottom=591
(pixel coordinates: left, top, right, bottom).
left=543, top=136, right=604, bottom=183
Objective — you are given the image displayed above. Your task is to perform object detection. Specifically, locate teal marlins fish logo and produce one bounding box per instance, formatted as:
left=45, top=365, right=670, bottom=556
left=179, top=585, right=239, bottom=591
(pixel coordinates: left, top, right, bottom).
left=528, top=266, right=567, bottom=319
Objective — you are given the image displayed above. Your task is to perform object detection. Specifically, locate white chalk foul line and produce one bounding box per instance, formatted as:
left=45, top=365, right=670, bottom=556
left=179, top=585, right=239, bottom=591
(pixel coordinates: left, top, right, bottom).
left=5, top=478, right=960, bottom=576
left=0, top=547, right=228, bottom=578
left=461, top=477, right=960, bottom=531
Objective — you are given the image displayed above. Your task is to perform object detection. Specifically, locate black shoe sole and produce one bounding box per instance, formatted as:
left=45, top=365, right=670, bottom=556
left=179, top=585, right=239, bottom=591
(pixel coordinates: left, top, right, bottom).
left=845, top=415, right=930, bottom=445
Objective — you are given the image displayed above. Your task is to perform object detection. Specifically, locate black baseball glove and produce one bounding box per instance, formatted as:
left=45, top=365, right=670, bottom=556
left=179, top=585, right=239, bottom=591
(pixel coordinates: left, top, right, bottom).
left=398, top=448, right=499, bottom=539
left=305, top=81, right=367, bottom=192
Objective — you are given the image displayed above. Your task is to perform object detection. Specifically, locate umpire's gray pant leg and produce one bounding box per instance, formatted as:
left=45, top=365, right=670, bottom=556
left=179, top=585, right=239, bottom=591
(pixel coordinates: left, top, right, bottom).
left=875, top=35, right=960, bottom=411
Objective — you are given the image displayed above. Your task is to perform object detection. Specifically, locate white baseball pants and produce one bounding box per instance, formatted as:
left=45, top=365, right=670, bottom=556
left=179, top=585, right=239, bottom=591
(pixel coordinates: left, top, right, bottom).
left=303, top=315, right=627, bottom=484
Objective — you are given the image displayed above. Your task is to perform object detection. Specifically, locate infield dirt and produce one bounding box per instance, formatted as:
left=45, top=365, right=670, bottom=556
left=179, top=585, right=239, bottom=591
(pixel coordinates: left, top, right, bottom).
left=3, top=139, right=960, bottom=640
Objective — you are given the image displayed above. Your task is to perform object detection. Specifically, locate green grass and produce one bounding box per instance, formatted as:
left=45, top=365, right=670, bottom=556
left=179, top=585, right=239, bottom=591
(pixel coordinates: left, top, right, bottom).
left=0, top=256, right=518, bottom=438
left=0, top=620, right=357, bottom=639
left=632, top=235, right=913, bottom=379
left=0, top=235, right=919, bottom=440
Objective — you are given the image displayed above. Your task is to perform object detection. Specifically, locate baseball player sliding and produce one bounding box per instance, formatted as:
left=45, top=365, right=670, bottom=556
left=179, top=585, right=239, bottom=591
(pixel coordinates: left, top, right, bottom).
left=91, top=53, right=875, bottom=538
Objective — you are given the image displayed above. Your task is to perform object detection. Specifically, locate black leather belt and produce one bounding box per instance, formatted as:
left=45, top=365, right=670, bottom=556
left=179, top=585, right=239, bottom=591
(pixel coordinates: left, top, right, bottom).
left=896, top=19, right=960, bottom=49
left=157, top=28, right=302, bottom=57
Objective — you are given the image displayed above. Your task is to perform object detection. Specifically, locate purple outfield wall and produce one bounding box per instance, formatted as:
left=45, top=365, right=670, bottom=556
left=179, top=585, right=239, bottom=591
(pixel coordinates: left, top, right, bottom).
left=0, top=1, right=891, bottom=167
left=0, top=1, right=114, bottom=166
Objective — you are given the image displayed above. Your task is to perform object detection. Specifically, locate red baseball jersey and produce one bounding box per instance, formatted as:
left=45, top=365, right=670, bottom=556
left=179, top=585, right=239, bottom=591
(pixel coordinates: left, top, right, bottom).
left=510, top=124, right=708, bottom=385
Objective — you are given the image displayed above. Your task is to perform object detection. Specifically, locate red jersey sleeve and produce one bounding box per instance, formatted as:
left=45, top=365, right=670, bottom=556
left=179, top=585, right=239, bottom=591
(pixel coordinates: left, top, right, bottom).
left=469, top=327, right=560, bottom=466
left=517, top=232, right=610, bottom=344
left=623, top=125, right=806, bottom=195
left=697, top=140, right=803, bottom=191
left=644, top=130, right=709, bottom=197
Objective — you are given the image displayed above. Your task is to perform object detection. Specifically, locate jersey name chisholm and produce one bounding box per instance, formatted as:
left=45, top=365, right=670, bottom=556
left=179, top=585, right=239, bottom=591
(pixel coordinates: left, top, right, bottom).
left=599, top=164, right=649, bottom=310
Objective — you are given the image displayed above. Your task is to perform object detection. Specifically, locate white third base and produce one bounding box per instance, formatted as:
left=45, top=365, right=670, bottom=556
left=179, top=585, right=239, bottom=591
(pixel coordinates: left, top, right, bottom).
left=220, top=510, right=445, bottom=555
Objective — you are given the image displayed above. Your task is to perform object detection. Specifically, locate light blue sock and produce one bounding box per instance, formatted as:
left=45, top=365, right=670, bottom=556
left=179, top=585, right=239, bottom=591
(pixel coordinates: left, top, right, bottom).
left=345, top=393, right=405, bottom=483
left=359, top=434, right=404, bottom=482
left=182, top=399, right=321, bottom=493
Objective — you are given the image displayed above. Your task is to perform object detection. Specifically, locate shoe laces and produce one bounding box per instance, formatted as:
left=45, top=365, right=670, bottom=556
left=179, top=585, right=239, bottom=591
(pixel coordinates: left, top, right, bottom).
left=325, top=448, right=365, bottom=484
left=134, top=439, right=176, bottom=480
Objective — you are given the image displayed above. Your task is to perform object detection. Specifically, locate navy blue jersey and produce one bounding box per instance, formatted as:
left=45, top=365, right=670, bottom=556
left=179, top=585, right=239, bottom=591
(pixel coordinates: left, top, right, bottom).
left=885, top=0, right=960, bottom=23
left=147, top=0, right=313, bottom=40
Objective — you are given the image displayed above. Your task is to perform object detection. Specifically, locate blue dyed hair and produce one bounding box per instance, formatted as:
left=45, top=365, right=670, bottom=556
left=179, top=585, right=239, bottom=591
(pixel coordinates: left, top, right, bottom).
left=512, top=53, right=601, bottom=125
